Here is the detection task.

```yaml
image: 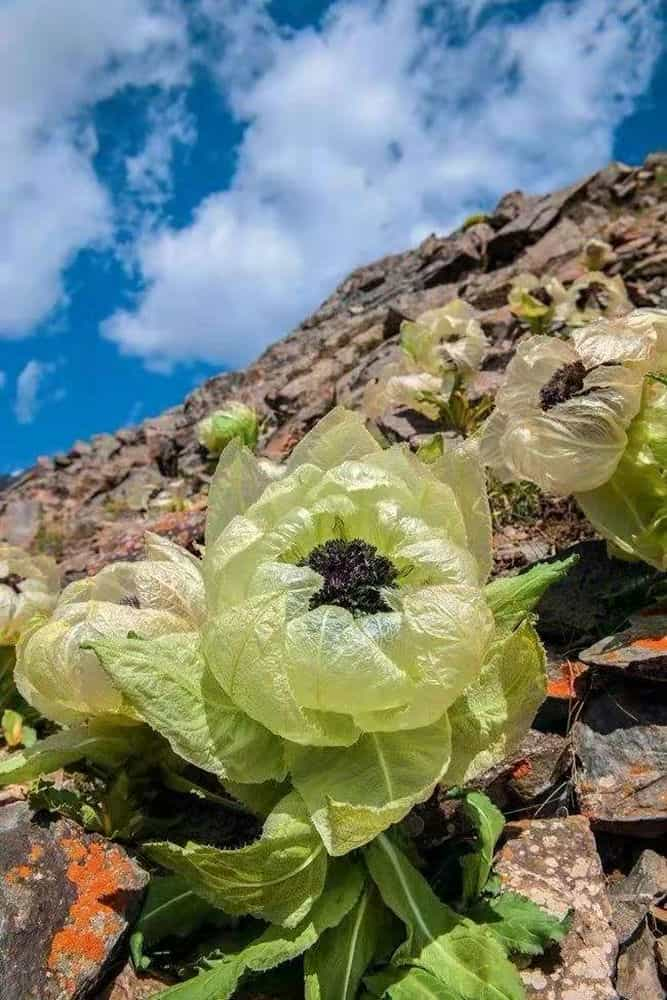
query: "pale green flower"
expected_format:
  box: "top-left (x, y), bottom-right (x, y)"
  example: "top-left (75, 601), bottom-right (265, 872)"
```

top-left (481, 310), bottom-right (666, 569)
top-left (86, 409), bottom-right (560, 857)
top-left (14, 533), bottom-right (204, 725)
top-left (197, 402), bottom-right (260, 455)
top-left (364, 300), bottom-right (486, 421)
top-left (0, 547), bottom-right (60, 646)
top-left (508, 273), bottom-right (568, 333)
top-left (400, 299), bottom-right (488, 376)
top-left (561, 271), bottom-right (630, 327)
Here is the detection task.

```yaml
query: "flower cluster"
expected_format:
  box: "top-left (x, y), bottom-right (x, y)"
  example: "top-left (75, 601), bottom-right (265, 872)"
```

top-left (508, 270), bottom-right (630, 333)
top-left (481, 308), bottom-right (667, 569)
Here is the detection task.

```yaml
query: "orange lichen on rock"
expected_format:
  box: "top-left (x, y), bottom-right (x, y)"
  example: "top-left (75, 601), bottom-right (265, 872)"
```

top-left (29, 844), bottom-right (44, 862)
top-left (511, 759), bottom-right (533, 781)
top-left (4, 863), bottom-right (33, 884)
top-left (548, 659), bottom-right (586, 700)
top-left (48, 835), bottom-right (138, 972)
top-left (633, 635), bottom-right (667, 652)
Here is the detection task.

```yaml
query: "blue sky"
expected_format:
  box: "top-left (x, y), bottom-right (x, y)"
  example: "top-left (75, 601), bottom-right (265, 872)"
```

top-left (1, 0), bottom-right (665, 474)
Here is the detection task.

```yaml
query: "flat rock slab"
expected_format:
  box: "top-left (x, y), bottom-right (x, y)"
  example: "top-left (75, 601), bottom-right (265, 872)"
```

top-left (0, 801), bottom-right (148, 1000)
top-left (496, 816), bottom-right (618, 999)
top-left (572, 677), bottom-right (667, 836)
top-left (579, 610), bottom-right (667, 682)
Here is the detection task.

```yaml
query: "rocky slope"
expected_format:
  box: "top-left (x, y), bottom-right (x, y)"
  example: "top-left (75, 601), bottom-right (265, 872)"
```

top-left (2, 152), bottom-right (666, 581)
top-left (1, 155), bottom-right (666, 999)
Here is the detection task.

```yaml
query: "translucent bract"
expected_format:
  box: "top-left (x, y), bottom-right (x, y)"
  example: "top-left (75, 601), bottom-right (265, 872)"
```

top-left (14, 533), bottom-right (204, 724)
top-left (0, 547), bottom-right (60, 645)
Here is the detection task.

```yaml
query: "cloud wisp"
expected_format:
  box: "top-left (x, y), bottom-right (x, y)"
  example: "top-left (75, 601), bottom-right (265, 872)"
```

top-left (14, 360), bottom-right (60, 425)
top-left (103, 0), bottom-right (663, 370)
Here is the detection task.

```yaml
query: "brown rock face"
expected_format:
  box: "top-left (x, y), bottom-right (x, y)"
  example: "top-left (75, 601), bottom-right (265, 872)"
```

top-left (1, 153), bottom-right (665, 581)
top-left (0, 802), bottom-right (148, 1000)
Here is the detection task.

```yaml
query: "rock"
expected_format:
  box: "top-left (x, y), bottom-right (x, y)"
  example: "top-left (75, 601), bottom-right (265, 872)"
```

top-left (609, 849), bottom-right (667, 945)
top-left (0, 498), bottom-right (42, 546)
top-left (487, 177), bottom-right (589, 263)
top-left (657, 935), bottom-right (667, 977)
top-left (98, 961), bottom-right (175, 999)
top-left (0, 801), bottom-right (148, 1000)
top-left (615, 923), bottom-right (663, 1000)
top-left (534, 540), bottom-right (663, 651)
top-left (579, 610), bottom-right (667, 683)
top-left (475, 730), bottom-right (570, 815)
top-left (495, 816), bottom-right (618, 999)
top-left (572, 676), bottom-right (667, 837)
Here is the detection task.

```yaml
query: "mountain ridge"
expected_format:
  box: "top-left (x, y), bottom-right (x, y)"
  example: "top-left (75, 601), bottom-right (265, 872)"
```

top-left (1, 152), bottom-right (665, 580)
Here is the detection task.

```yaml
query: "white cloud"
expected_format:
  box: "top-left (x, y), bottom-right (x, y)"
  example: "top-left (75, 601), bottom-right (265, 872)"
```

top-left (0, 0), bottom-right (192, 339)
top-left (103, 0), bottom-right (663, 370)
top-left (14, 360), bottom-right (58, 424)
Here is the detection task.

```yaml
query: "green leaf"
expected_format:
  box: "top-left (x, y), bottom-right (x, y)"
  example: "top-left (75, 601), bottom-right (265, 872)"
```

top-left (305, 886), bottom-right (392, 1000)
top-left (130, 874), bottom-right (226, 969)
top-left (0, 645), bottom-right (16, 713)
top-left (444, 620), bottom-right (546, 788)
top-left (468, 892), bottom-right (571, 957)
top-left (28, 779), bottom-right (104, 831)
top-left (365, 965), bottom-right (451, 998)
top-left (289, 713), bottom-right (452, 856)
top-left (484, 556), bottom-right (578, 631)
top-left (87, 633), bottom-right (286, 785)
top-left (365, 834), bottom-right (525, 1000)
top-left (459, 792), bottom-right (505, 906)
top-left (155, 861), bottom-right (364, 1000)
top-left (146, 791), bottom-right (328, 928)
top-left (0, 721), bottom-right (150, 787)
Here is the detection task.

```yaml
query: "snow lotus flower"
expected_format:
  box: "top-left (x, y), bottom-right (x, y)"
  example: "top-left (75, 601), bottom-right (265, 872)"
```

top-left (364, 300), bottom-right (487, 421)
top-left (0, 547), bottom-right (60, 646)
top-left (84, 408), bottom-right (563, 856)
top-left (14, 533), bottom-right (205, 725)
top-left (481, 310), bottom-right (667, 569)
top-left (508, 272), bottom-right (569, 332)
top-left (197, 402), bottom-right (260, 455)
top-left (562, 271), bottom-right (630, 327)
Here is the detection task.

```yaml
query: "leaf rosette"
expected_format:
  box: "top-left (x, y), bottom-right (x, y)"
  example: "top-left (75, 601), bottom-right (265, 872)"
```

top-left (85, 408), bottom-right (560, 860)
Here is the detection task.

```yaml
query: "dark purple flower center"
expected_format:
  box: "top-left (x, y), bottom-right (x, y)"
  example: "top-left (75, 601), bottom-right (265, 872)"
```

top-left (302, 538), bottom-right (398, 616)
top-left (539, 361), bottom-right (588, 410)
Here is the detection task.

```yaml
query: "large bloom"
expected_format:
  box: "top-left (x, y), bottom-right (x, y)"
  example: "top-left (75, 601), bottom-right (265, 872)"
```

top-left (15, 533), bottom-right (204, 725)
top-left (84, 408), bottom-right (555, 857)
top-left (0, 547), bottom-right (60, 646)
top-left (481, 310), bottom-right (666, 568)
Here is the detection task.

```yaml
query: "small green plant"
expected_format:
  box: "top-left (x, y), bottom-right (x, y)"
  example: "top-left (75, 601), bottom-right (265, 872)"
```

top-left (197, 403), bottom-right (260, 456)
top-left (462, 212), bottom-right (490, 230)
